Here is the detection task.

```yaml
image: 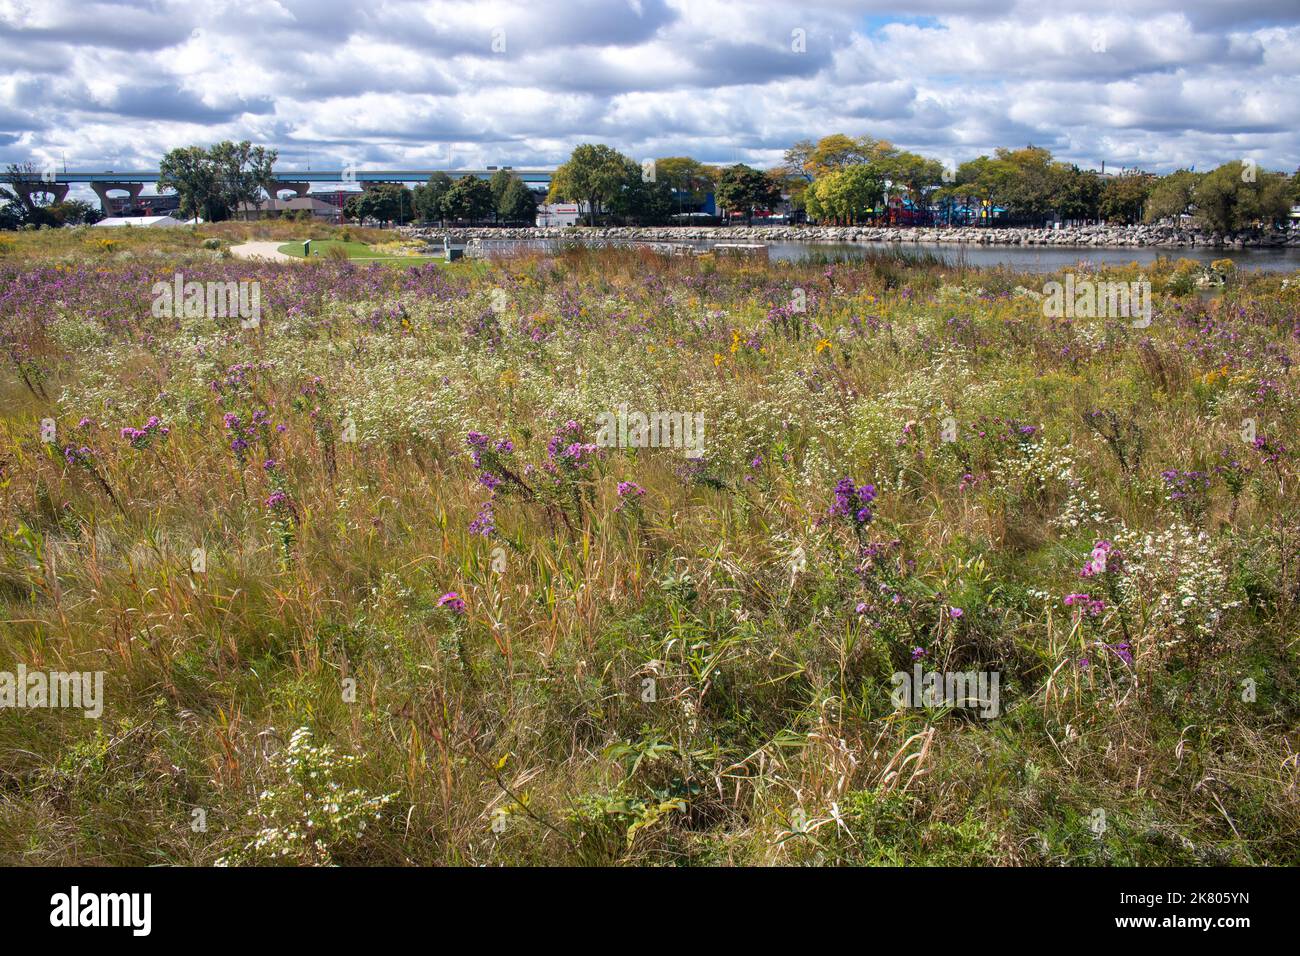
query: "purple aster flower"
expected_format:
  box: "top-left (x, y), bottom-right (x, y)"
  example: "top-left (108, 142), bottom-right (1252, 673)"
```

top-left (1106, 642), bottom-right (1133, 666)
top-left (468, 501), bottom-right (495, 536)
top-left (437, 592), bottom-right (466, 614)
top-left (829, 477), bottom-right (876, 527)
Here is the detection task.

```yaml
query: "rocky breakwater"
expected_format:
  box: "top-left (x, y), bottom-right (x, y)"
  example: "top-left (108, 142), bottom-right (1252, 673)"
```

top-left (404, 223), bottom-right (1300, 249)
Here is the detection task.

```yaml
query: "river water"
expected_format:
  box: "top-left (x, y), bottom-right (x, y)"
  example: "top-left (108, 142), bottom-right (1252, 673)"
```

top-left (471, 238), bottom-right (1300, 273)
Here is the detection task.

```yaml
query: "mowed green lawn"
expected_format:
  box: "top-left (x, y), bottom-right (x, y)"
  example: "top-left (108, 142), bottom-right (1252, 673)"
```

top-left (277, 238), bottom-right (443, 266)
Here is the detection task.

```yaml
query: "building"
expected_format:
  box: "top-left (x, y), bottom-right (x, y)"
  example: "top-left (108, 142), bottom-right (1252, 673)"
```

top-left (537, 203), bottom-right (580, 226)
top-left (239, 196), bottom-right (342, 222)
top-left (92, 215), bottom-right (186, 228)
top-left (107, 193), bottom-right (182, 217)
top-left (310, 190), bottom-right (361, 220)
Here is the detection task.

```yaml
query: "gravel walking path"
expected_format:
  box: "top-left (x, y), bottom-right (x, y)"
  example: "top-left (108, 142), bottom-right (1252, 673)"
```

top-left (229, 241), bottom-right (294, 261)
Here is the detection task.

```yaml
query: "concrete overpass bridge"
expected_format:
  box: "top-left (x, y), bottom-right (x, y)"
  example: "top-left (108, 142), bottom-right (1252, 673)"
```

top-left (27, 168), bottom-right (555, 212)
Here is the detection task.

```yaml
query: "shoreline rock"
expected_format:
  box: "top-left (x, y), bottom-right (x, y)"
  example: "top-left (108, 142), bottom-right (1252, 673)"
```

top-left (403, 223), bottom-right (1300, 249)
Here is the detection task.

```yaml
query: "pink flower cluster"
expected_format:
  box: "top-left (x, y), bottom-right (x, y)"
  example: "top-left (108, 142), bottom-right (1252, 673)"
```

top-left (1064, 593), bottom-right (1106, 618)
top-left (120, 415), bottom-right (167, 450)
top-left (1078, 540), bottom-right (1121, 579)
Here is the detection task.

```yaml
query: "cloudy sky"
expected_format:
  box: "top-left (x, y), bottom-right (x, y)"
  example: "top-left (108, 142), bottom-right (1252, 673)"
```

top-left (2, 0), bottom-right (1298, 189)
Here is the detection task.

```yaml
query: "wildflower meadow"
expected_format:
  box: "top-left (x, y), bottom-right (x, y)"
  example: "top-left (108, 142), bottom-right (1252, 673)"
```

top-left (1, 226), bottom-right (1297, 866)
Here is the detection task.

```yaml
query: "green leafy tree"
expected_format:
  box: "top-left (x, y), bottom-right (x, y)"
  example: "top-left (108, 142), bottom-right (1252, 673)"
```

top-left (442, 175), bottom-right (494, 221)
top-left (803, 134), bottom-right (896, 178)
top-left (879, 150), bottom-right (945, 211)
top-left (1143, 170), bottom-right (1201, 223)
top-left (809, 133), bottom-right (868, 174)
top-left (953, 156), bottom-right (1003, 201)
top-left (48, 199), bottom-right (104, 226)
top-left (934, 146), bottom-right (1068, 221)
top-left (609, 176), bottom-right (673, 224)
top-left (209, 140), bottom-right (277, 220)
top-left (806, 164), bottom-right (884, 224)
top-left (1099, 173), bottom-right (1153, 224)
top-left (497, 176), bottom-right (538, 223)
top-left (412, 172), bottom-right (453, 223)
top-left (1191, 161), bottom-right (1292, 235)
top-left (1054, 166), bottom-right (1103, 221)
top-left (547, 144), bottom-right (638, 225)
top-left (158, 141), bottom-right (277, 222)
top-left (993, 146), bottom-right (1060, 218)
top-left (933, 155), bottom-right (1007, 221)
top-left (714, 164), bottom-right (781, 223)
top-left (345, 183), bottom-right (414, 224)
top-left (488, 169), bottom-right (513, 223)
top-left (158, 146), bottom-right (221, 221)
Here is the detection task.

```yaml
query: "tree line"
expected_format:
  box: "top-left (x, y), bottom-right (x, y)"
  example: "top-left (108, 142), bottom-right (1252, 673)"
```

top-left (4, 136), bottom-right (1298, 233)
top-left (344, 169), bottom-right (538, 226)
top-left (544, 145), bottom-right (782, 225)
top-left (784, 135), bottom-right (1297, 234)
top-left (541, 135), bottom-right (1297, 234)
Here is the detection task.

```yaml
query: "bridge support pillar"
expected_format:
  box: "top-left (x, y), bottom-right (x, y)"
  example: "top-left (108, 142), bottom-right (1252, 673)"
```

top-left (268, 181), bottom-right (310, 199)
top-left (90, 182), bottom-right (143, 214)
top-left (14, 181), bottom-right (69, 205)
